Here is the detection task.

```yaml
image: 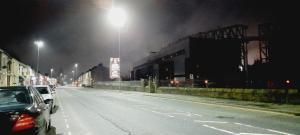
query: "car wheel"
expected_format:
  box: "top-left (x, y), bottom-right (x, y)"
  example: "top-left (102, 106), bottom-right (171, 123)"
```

top-left (47, 119), bottom-right (51, 132)
top-left (50, 102), bottom-right (53, 114)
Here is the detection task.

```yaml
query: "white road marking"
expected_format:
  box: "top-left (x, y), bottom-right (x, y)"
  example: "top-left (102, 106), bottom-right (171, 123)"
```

top-left (192, 113), bottom-right (203, 117)
top-left (172, 112), bottom-right (191, 117)
top-left (141, 107), bottom-right (175, 118)
top-left (267, 129), bottom-right (294, 135)
top-left (234, 123), bottom-right (255, 128)
top-left (64, 119), bottom-right (68, 122)
top-left (238, 133), bottom-right (275, 135)
top-left (66, 124), bottom-right (69, 128)
top-left (147, 95), bottom-right (295, 117)
top-left (68, 131), bottom-right (72, 135)
top-left (234, 122), bottom-right (294, 135)
top-left (151, 110), bottom-right (175, 118)
top-left (194, 120), bottom-right (228, 124)
top-left (203, 124), bottom-right (235, 135)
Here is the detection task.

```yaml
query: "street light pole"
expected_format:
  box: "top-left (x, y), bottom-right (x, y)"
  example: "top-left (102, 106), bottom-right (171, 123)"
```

top-left (74, 63), bottom-right (78, 80)
top-left (118, 27), bottom-right (121, 89)
top-left (72, 70), bottom-right (75, 82)
top-left (108, 7), bottom-right (127, 90)
top-left (37, 46), bottom-right (40, 76)
top-left (50, 68), bottom-right (54, 78)
top-left (34, 40), bottom-right (44, 85)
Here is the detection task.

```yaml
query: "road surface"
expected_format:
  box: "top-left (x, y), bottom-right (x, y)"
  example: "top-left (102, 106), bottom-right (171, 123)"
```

top-left (48, 86), bottom-right (300, 135)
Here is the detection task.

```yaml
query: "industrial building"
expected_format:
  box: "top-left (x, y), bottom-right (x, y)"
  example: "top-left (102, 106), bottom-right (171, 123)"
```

top-left (132, 24), bottom-right (298, 88)
top-left (133, 25), bottom-right (246, 87)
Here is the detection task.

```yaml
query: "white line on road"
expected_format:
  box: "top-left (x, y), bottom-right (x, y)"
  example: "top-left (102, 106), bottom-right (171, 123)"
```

top-left (203, 124), bottom-right (235, 134)
top-left (237, 133), bottom-right (275, 135)
top-left (151, 110), bottom-right (175, 118)
top-left (64, 119), bottom-right (68, 122)
top-left (234, 122), bottom-right (294, 135)
top-left (66, 124), bottom-right (69, 129)
top-left (234, 123), bottom-right (255, 128)
top-left (195, 120), bottom-right (228, 124)
top-left (68, 131), bottom-right (72, 135)
top-left (267, 129), bottom-right (294, 135)
top-left (192, 113), bottom-right (203, 117)
top-left (147, 95), bottom-right (295, 117)
top-left (141, 107), bottom-right (175, 118)
top-left (170, 112), bottom-right (193, 117)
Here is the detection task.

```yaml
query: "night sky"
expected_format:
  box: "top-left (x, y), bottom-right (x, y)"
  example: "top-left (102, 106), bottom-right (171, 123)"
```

top-left (0, 0), bottom-right (294, 78)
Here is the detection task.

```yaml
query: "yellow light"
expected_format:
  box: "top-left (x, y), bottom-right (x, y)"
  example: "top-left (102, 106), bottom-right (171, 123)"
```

top-left (204, 80), bottom-right (208, 84)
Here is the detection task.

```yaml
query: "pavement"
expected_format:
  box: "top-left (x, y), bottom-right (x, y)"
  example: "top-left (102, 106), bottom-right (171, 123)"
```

top-left (48, 86), bottom-right (300, 135)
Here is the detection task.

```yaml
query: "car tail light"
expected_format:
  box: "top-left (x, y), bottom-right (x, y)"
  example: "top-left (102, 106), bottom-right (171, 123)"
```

top-left (12, 114), bottom-right (35, 132)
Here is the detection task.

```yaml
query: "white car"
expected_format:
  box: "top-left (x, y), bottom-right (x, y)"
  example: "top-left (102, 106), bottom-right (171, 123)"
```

top-left (34, 85), bottom-right (57, 114)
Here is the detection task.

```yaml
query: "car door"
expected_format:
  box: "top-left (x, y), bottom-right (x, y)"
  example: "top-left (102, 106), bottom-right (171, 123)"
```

top-left (48, 86), bottom-right (57, 107)
top-left (30, 87), bottom-right (50, 131)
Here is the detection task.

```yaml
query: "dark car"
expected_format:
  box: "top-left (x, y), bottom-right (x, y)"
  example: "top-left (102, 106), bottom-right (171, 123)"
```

top-left (0, 86), bottom-right (51, 135)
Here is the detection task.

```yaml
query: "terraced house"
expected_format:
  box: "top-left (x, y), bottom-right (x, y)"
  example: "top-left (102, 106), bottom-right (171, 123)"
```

top-left (0, 48), bottom-right (36, 86)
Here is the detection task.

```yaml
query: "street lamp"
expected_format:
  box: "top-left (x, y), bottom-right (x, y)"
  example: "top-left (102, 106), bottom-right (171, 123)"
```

top-left (34, 40), bottom-right (44, 84)
top-left (72, 70), bottom-right (75, 81)
top-left (108, 7), bottom-right (127, 89)
top-left (50, 68), bottom-right (54, 78)
top-left (74, 63), bottom-right (78, 80)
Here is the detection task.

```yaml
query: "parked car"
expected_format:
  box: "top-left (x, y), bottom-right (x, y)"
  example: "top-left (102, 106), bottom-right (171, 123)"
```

top-left (48, 85), bottom-right (56, 91)
top-left (0, 86), bottom-right (51, 135)
top-left (33, 85), bottom-right (56, 114)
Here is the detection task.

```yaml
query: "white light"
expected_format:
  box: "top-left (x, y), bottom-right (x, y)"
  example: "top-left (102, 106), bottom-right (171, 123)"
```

top-left (51, 68), bottom-right (54, 72)
top-left (75, 63), bottom-right (78, 68)
top-left (108, 7), bottom-right (127, 28)
top-left (34, 41), bottom-right (44, 48)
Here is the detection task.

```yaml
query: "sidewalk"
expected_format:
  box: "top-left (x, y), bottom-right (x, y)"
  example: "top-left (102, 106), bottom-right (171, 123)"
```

top-left (143, 92), bottom-right (300, 116)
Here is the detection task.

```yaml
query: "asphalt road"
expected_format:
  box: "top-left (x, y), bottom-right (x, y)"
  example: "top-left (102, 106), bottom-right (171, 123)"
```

top-left (48, 86), bottom-right (300, 135)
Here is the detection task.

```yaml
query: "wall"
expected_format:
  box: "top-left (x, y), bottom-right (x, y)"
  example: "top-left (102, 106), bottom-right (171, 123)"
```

top-left (93, 81), bottom-right (300, 104)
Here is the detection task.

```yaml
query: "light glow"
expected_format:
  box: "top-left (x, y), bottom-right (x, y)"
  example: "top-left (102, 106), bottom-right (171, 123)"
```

top-left (108, 7), bottom-right (127, 28)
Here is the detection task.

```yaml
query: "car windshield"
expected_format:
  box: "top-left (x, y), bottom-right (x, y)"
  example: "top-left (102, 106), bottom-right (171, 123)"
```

top-left (35, 87), bottom-right (49, 94)
top-left (0, 87), bottom-right (31, 106)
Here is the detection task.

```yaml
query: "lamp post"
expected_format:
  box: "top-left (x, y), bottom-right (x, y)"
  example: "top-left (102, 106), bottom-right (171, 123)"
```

top-left (50, 68), bottom-right (54, 78)
top-left (34, 40), bottom-right (44, 85)
top-left (72, 70), bottom-right (75, 84)
top-left (74, 63), bottom-right (78, 80)
top-left (108, 7), bottom-right (127, 89)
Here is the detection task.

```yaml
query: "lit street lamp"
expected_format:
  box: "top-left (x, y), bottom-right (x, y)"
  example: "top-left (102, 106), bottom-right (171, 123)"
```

top-left (74, 63), bottom-right (78, 80)
top-left (50, 68), bottom-right (54, 78)
top-left (34, 40), bottom-right (44, 84)
top-left (108, 7), bottom-right (127, 89)
top-left (72, 70), bottom-right (75, 81)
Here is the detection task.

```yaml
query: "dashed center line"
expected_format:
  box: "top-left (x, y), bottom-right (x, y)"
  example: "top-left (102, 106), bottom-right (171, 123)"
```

top-left (234, 123), bottom-right (255, 128)
top-left (203, 124), bottom-right (236, 134)
top-left (68, 131), bottom-right (72, 135)
top-left (194, 120), bottom-right (228, 124)
top-left (66, 124), bottom-right (69, 129)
